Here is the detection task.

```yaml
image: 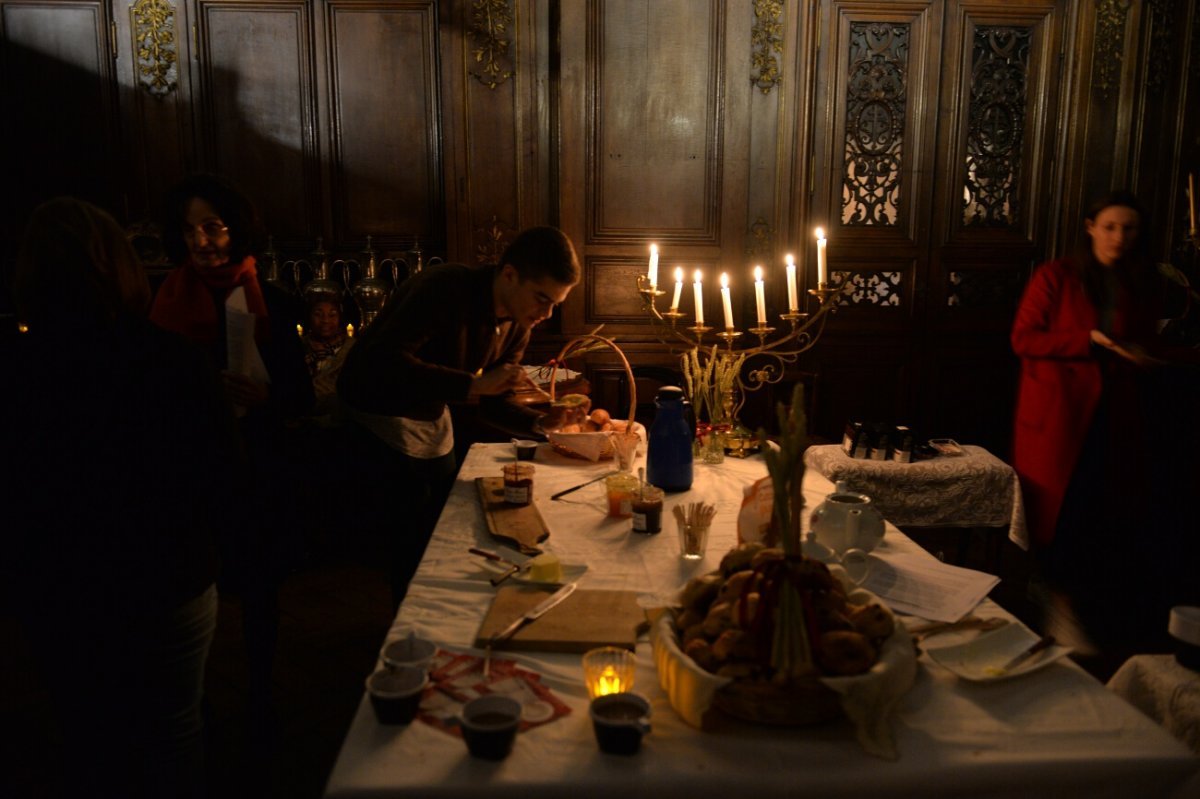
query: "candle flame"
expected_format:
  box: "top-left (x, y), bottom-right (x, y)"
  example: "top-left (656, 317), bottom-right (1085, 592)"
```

top-left (596, 665), bottom-right (623, 696)
top-left (754, 265), bottom-right (764, 281)
top-left (815, 227), bottom-right (825, 240)
top-left (674, 266), bottom-right (684, 282)
top-left (346, 323), bottom-right (355, 337)
top-left (650, 243), bottom-right (658, 255)
top-left (296, 323), bottom-right (304, 337)
top-left (786, 253), bottom-right (795, 266)
top-left (720, 272), bottom-right (729, 288)
top-left (693, 269), bottom-right (703, 284)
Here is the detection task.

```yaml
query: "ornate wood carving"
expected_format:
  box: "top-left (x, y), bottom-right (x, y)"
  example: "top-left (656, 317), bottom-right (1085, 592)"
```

top-left (131, 0), bottom-right (177, 97)
top-left (841, 21), bottom-right (909, 227)
top-left (963, 26), bottom-right (1031, 228)
top-left (475, 215), bottom-right (515, 264)
top-left (747, 216), bottom-right (774, 257)
top-left (468, 0), bottom-right (514, 89)
top-left (829, 270), bottom-right (902, 306)
top-left (750, 0), bottom-right (783, 94)
top-left (1093, 0), bottom-right (1131, 99)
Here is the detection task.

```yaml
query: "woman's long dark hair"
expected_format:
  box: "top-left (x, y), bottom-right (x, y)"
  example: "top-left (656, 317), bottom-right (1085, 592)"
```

top-left (1074, 190), bottom-right (1159, 312)
top-left (160, 173), bottom-right (264, 266)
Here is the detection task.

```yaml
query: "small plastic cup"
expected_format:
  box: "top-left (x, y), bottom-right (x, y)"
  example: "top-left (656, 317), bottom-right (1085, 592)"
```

top-left (366, 666), bottom-right (427, 725)
top-left (460, 695), bottom-right (521, 760)
top-left (582, 646), bottom-right (636, 698)
top-left (590, 692), bottom-right (651, 755)
top-left (380, 633), bottom-right (437, 672)
top-left (513, 439), bottom-right (538, 461)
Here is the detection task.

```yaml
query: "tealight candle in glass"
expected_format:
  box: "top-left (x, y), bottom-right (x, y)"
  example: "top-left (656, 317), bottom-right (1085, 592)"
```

top-left (582, 646), bottom-right (636, 698)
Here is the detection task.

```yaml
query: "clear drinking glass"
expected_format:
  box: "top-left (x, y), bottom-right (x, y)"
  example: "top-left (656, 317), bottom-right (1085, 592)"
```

top-left (677, 519), bottom-right (710, 560)
top-left (611, 430), bottom-right (639, 472)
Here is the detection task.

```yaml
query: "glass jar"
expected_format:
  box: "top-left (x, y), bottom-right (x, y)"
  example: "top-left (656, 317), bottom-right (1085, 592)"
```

top-left (604, 472), bottom-right (640, 518)
top-left (502, 463), bottom-right (535, 505)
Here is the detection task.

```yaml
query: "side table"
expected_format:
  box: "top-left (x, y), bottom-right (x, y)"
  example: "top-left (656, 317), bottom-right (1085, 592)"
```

top-left (1108, 654), bottom-right (1200, 755)
top-left (803, 444), bottom-right (1029, 567)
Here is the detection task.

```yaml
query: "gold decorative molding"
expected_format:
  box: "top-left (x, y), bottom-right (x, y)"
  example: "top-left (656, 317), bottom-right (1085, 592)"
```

top-left (746, 216), bottom-right (774, 257)
top-left (131, 0), bottom-right (178, 98)
top-left (476, 215), bottom-right (515, 264)
top-left (468, 0), bottom-right (515, 90)
top-left (1093, 0), bottom-right (1131, 99)
top-left (750, 0), bottom-right (784, 95)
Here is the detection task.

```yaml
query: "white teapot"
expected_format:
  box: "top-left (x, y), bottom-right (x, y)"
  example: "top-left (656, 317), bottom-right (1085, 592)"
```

top-left (809, 481), bottom-right (886, 556)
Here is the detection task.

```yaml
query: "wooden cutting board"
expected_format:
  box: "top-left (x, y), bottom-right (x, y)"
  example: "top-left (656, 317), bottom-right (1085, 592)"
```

top-left (475, 477), bottom-right (549, 555)
top-left (474, 585), bottom-right (646, 653)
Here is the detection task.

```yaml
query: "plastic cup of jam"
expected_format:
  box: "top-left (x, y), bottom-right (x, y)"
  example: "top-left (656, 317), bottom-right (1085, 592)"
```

top-left (631, 485), bottom-right (664, 534)
top-left (589, 692), bottom-right (651, 755)
top-left (604, 472), bottom-right (639, 518)
top-left (502, 463), bottom-right (535, 505)
top-left (366, 666), bottom-right (427, 725)
top-left (460, 695), bottom-right (521, 760)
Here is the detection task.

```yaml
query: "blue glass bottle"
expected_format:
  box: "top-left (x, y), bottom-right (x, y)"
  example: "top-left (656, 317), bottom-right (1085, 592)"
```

top-left (646, 386), bottom-right (694, 492)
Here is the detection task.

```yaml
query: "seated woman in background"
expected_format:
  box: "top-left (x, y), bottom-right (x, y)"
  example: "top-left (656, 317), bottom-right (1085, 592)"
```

top-left (149, 173), bottom-right (313, 720)
top-left (3, 197), bottom-right (242, 798)
top-left (303, 296), bottom-right (355, 418)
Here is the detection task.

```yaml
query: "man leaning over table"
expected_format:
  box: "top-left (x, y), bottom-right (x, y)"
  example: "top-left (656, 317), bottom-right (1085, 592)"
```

top-left (337, 226), bottom-right (581, 607)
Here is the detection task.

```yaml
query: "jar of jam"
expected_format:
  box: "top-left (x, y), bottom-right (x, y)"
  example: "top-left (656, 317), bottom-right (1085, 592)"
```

top-left (502, 463), bottom-right (535, 505)
top-left (604, 472), bottom-right (639, 518)
top-left (631, 485), bottom-right (664, 534)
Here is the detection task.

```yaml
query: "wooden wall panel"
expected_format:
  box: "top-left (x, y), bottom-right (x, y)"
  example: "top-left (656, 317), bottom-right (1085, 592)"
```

top-left (589, 0), bottom-right (723, 244)
top-left (321, 0), bottom-right (440, 249)
top-left (1, 0), bottom-right (122, 238)
top-left (194, 0), bottom-right (319, 241)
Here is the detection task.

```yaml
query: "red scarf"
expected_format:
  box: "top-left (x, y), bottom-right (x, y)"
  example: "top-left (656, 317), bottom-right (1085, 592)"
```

top-left (150, 256), bottom-right (270, 346)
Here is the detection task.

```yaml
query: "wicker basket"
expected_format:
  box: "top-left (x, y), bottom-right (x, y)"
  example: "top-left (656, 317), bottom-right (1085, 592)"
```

top-left (544, 334), bottom-right (636, 460)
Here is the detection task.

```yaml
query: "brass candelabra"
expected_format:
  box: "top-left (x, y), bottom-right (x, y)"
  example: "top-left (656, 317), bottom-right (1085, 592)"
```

top-left (636, 274), bottom-right (842, 438)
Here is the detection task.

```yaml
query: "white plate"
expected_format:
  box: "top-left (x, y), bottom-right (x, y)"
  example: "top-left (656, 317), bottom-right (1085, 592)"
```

top-left (475, 558), bottom-right (587, 586)
top-left (924, 622), bottom-right (1072, 682)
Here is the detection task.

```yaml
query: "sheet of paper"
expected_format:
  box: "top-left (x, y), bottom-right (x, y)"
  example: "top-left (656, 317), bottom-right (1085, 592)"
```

top-left (862, 551), bottom-right (999, 623)
top-left (225, 287), bottom-right (270, 417)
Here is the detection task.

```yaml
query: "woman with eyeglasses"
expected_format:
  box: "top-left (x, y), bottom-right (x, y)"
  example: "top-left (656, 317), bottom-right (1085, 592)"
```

top-left (150, 173), bottom-right (313, 728)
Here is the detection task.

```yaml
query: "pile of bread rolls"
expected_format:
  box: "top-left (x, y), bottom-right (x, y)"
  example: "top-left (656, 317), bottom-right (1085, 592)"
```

top-left (674, 542), bottom-right (894, 679)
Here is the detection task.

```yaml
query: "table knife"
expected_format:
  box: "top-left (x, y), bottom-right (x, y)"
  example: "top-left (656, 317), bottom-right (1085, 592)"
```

top-left (551, 471), bottom-right (618, 501)
top-left (999, 634), bottom-right (1055, 673)
top-left (489, 582), bottom-right (577, 645)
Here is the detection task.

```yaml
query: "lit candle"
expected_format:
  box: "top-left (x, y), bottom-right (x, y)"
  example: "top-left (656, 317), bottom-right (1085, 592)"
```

top-left (647, 243), bottom-right (659, 289)
top-left (670, 266), bottom-right (684, 311)
top-left (720, 272), bottom-right (734, 330)
top-left (598, 665), bottom-right (622, 695)
top-left (785, 253), bottom-right (798, 311)
top-left (815, 227), bottom-right (828, 286)
top-left (296, 323), bottom-right (304, 337)
top-left (754, 266), bottom-right (767, 325)
top-left (346, 323), bottom-right (355, 338)
top-left (1189, 173), bottom-right (1197, 235)
top-left (693, 269), bottom-right (705, 325)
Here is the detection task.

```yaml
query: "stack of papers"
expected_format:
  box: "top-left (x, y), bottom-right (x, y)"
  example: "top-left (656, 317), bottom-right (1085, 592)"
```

top-left (862, 552), bottom-right (999, 623)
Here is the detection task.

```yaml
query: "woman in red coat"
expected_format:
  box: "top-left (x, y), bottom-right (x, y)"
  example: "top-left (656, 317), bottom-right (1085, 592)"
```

top-left (1011, 191), bottom-right (1174, 658)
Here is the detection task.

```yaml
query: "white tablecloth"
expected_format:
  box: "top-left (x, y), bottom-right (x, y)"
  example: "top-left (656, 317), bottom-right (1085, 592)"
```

top-left (324, 444), bottom-right (1198, 798)
top-left (805, 444), bottom-right (1030, 548)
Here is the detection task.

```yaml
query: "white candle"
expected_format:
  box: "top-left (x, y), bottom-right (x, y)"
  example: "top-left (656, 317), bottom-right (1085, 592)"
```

top-left (754, 266), bottom-right (767, 325)
top-left (670, 266), bottom-right (684, 311)
top-left (1189, 173), bottom-right (1197, 234)
top-left (720, 273), bottom-right (734, 330)
top-left (815, 228), bottom-right (828, 286)
top-left (693, 270), bottom-right (705, 325)
top-left (647, 243), bottom-right (659, 288)
top-left (785, 253), bottom-right (798, 311)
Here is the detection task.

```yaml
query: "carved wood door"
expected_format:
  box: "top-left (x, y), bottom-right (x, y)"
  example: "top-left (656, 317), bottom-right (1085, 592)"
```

top-left (807, 0), bottom-right (1068, 453)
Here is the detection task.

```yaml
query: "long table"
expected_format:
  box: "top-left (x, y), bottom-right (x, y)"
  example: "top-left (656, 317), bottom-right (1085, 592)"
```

top-left (325, 443), bottom-right (1199, 798)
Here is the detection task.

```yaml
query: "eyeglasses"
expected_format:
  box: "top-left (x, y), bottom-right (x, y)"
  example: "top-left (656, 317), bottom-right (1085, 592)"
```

top-left (182, 221), bottom-right (230, 241)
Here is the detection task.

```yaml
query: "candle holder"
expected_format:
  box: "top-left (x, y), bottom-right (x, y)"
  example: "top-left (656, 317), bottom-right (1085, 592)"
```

top-left (637, 268), bottom-right (839, 430)
top-left (582, 646), bottom-right (636, 698)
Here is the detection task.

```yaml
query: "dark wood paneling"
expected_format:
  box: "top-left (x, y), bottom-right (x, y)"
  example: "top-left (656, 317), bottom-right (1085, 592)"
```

top-left (321, 0), bottom-right (440, 249)
top-left (194, 0), bottom-right (320, 241)
top-left (1, 0), bottom-right (122, 235)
